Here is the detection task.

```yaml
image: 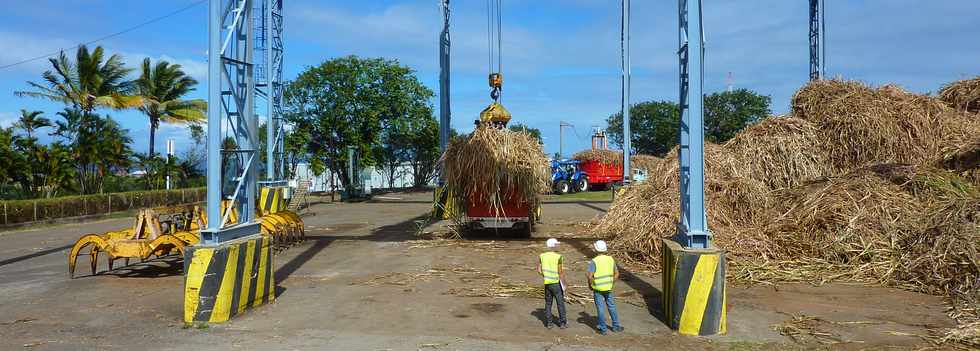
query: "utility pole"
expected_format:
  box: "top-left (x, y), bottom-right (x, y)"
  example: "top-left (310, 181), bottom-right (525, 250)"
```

top-left (166, 139), bottom-right (175, 190)
top-left (621, 0), bottom-right (632, 184)
top-left (558, 121), bottom-right (572, 159)
top-left (438, 0), bottom-right (451, 177)
top-left (809, 0), bottom-right (823, 80)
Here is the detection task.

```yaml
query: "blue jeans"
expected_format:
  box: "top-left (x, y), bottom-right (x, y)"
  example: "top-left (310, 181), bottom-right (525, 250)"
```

top-left (593, 290), bottom-right (620, 331)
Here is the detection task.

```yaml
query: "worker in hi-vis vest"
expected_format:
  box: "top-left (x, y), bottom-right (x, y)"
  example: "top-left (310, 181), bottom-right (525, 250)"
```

top-left (537, 238), bottom-right (567, 329)
top-left (587, 240), bottom-right (624, 335)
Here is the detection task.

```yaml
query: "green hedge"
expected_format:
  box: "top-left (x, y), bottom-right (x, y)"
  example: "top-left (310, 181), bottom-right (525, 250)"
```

top-left (0, 188), bottom-right (206, 225)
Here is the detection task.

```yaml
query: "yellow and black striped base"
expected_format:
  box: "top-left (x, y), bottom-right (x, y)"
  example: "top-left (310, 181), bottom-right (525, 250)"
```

top-left (184, 234), bottom-right (275, 323)
top-left (259, 186), bottom-right (286, 216)
top-left (432, 186), bottom-right (457, 220)
top-left (661, 238), bottom-right (727, 336)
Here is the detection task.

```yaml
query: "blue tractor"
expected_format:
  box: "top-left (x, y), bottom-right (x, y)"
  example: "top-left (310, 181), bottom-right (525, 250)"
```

top-left (551, 159), bottom-right (588, 195)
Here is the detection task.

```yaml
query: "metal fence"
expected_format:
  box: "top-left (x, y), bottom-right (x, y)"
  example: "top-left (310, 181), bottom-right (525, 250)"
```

top-left (0, 188), bottom-right (206, 226)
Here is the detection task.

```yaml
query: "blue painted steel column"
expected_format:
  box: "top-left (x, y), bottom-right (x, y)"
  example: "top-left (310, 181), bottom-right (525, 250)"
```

top-left (438, 0), bottom-right (451, 178)
top-left (265, 0), bottom-right (275, 179)
top-left (621, 0), bottom-right (631, 183)
top-left (677, 0), bottom-right (710, 249)
top-left (206, 0), bottom-right (222, 231)
top-left (243, 4), bottom-right (257, 223)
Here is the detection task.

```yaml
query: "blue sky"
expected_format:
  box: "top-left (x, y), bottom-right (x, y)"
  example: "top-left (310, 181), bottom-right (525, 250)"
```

top-left (1, 0), bottom-right (978, 158)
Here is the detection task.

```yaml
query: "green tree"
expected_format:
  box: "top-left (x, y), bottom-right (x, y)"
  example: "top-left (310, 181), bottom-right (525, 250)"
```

top-left (51, 108), bottom-right (132, 194)
top-left (606, 89), bottom-right (771, 156)
top-left (39, 142), bottom-right (79, 197)
top-left (182, 123), bottom-right (206, 170)
top-left (283, 127), bottom-right (310, 180)
top-left (284, 56), bottom-right (433, 192)
top-left (0, 127), bottom-right (24, 197)
top-left (10, 110), bottom-right (51, 197)
top-left (15, 45), bottom-right (135, 113)
top-left (408, 116), bottom-right (440, 187)
top-left (133, 153), bottom-right (168, 190)
top-left (703, 89), bottom-right (771, 143)
top-left (134, 58), bottom-right (206, 156)
top-left (606, 101), bottom-right (681, 157)
top-left (14, 109), bottom-right (51, 142)
top-left (508, 123), bottom-right (543, 144)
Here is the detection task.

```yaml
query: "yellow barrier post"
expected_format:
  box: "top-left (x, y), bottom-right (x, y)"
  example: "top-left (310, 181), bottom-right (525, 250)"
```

top-left (184, 234), bottom-right (275, 323)
top-left (433, 186), bottom-right (456, 219)
top-left (259, 186), bottom-right (286, 216)
top-left (661, 238), bottom-right (727, 336)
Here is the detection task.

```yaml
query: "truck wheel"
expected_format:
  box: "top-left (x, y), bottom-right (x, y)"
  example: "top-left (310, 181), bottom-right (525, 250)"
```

top-left (520, 221), bottom-right (533, 238)
top-left (556, 180), bottom-right (570, 195)
top-left (575, 177), bottom-right (589, 192)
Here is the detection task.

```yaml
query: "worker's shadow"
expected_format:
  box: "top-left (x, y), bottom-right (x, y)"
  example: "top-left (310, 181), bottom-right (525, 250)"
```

top-left (576, 311), bottom-right (601, 332)
top-left (530, 308), bottom-right (549, 327)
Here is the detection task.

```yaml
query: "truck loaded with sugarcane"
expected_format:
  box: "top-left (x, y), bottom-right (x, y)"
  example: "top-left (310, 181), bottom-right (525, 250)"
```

top-left (438, 72), bottom-right (548, 237)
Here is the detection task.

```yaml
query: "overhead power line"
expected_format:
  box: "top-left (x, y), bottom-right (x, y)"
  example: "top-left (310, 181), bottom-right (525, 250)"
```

top-left (0, 0), bottom-right (207, 71)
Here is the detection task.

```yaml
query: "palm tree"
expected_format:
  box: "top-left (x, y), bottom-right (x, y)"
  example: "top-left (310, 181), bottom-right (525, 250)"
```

top-left (134, 58), bottom-right (206, 156)
top-left (12, 110), bottom-right (50, 197)
top-left (14, 109), bottom-right (51, 141)
top-left (15, 45), bottom-right (135, 113)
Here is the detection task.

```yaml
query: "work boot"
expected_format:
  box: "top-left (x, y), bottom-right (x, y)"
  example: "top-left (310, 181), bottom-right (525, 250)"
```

top-left (611, 326), bottom-right (624, 332)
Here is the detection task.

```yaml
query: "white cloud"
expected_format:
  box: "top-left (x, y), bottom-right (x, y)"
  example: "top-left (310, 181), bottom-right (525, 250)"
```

top-left (120, 52), bottom-right (209, 83)
top-left (0, 111), bottom-right (16, 128)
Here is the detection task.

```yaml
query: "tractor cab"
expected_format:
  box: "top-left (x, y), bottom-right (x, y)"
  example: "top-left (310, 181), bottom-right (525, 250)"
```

top-left (550, 159), bottom-right (587, 194)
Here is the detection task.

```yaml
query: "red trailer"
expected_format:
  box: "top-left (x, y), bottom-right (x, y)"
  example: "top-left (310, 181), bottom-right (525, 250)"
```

top-left (464, 187), bottom-right (535, 236)
top-left (578, 160), bottom-right (624, 190)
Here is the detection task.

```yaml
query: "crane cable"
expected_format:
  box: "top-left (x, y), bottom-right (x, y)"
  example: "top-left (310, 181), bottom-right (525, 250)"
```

top-left (486, 0), bottom-right (502, 101)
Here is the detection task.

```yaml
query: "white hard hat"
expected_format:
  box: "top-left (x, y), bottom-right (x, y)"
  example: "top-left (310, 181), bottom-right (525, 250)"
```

top-left (546, 238), bottom-right (559, 248)
top-left (594, 240), bottom-right (608, 252)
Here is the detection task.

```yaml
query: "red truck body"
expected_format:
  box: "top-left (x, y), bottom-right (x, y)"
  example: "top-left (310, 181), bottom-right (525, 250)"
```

top-left (579, 160), bottom-right (624, 186)
top-left (465, 187), bottom-right (533, 232)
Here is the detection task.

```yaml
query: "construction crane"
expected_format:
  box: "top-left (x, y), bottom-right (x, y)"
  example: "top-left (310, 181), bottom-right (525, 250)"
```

top-left (809, 0), bottom-right (825, 80)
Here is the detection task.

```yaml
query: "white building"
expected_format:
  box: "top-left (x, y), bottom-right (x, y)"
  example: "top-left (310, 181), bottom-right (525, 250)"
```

top-left (292, 162), bottom-right (434, 193)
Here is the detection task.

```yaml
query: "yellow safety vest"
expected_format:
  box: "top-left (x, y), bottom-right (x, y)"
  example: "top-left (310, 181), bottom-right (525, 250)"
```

top-left (540, 252), bottom-right (562, 285)
top-left (591, 255), bottom-right (615, 292)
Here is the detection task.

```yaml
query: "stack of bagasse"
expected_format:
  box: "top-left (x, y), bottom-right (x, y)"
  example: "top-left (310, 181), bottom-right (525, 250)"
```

top-left (592, 78), bottom-right (980, 346)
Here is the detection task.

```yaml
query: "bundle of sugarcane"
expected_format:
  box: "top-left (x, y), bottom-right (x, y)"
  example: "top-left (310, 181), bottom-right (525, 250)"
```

top-left (441, 126), bottom-right (550, 219)
top-left (939, 76), bottom-right (980, 113)
top-left (572, 149), bottom-right (623, 165)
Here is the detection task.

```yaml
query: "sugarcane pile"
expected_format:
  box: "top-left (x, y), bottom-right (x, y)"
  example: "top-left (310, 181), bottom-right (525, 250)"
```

top-left (629, 154), bottom-right (662, 172)
top-left (939, 76), bottom-right (980, 114)
top-left (441, 125), bottom-right (550, 219)
top-left (593, 78), bottom-right (980, 344)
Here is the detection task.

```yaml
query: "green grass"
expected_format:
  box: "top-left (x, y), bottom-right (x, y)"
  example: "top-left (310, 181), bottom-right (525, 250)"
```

top-left (543, 190), bottom-right (613, 202)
